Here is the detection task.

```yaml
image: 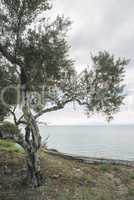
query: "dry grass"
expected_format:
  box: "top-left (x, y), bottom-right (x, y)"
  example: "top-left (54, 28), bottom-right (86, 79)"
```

top-left (0, 147), bottom-right (134, 200)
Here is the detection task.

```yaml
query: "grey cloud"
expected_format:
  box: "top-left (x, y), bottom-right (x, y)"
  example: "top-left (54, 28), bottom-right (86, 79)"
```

top-left (71, 1), bottom-right (134, 54)
top-left (52, 0), bottom-right (134, 77)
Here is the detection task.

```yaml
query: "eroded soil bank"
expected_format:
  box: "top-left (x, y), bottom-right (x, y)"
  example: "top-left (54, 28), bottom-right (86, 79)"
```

top-left (0, 148), bottom-right (134, 200)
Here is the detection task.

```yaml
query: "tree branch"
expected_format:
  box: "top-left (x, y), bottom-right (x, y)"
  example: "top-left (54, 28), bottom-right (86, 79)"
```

top-left (17, 114), bottom-right (24, 123)
top-left (75, 99), bottom-right (89, 107)
top-left (34, 96), bottom-right (91, 120)
top-left (9, 109), bottom-right (18, 125)
top-left (34, 99), bottom-right (73, 119)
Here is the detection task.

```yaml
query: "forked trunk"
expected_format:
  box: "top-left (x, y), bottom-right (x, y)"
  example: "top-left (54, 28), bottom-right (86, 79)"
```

top-left (21, 80), bottom-right (42, 187)
top-left (23, 112), bottom-right (42, 187)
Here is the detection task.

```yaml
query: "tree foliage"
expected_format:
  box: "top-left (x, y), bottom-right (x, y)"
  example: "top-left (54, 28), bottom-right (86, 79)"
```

top-left (79, 51), bottom-right (128, 120)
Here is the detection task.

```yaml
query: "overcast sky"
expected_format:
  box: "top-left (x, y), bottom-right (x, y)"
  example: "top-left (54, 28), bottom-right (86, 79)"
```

top-left (40, 0), bottom-right (134, 125)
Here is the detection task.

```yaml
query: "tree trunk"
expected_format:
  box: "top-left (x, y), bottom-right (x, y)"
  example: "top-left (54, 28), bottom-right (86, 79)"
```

top-left (24, 125), bottom-right (42, 187)
top-left (21, 79), bottom-right (42, 187)
top-left (26, 147), bottom-right (41, 187)
top-left (22, 110), bottom-right (42, 187)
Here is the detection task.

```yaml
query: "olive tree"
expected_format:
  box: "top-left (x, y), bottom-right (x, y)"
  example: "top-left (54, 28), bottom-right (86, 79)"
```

top-left (0, 0), bottom-right (129, 187)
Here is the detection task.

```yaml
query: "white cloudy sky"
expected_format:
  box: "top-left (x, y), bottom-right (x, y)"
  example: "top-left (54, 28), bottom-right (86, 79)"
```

top-left (40, 0), bottom-right (134, 125)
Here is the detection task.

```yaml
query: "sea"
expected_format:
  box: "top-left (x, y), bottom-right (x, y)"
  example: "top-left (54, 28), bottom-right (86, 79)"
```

top-left (39, 125), bottom-right (134, 161)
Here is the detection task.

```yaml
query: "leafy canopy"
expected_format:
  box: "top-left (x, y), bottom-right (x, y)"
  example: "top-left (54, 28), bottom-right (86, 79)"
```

top-left (0, 0), bottom-right (129, 122)
top-left (81, 51), bottom-right (129, 120)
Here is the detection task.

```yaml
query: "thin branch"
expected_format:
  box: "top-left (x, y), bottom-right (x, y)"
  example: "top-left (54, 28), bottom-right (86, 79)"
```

top-left (17, 115), bottom-right (27, 125)
top-left (17, 120), bottom-right (27, 125)
top-left (13, 106), bottom-right (17, 113)
top-left (9, 109), bottom-right (17, 125)
top-left (9, 108), bottom-right (26, 126)
top-left (17, 114), bottom-right (24, 123)
top-left (75, 99), bottom-right (89, 107)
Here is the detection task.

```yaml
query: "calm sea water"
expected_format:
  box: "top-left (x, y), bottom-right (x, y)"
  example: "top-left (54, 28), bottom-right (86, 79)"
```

top-left (39, 125), bottom-right (134, 161)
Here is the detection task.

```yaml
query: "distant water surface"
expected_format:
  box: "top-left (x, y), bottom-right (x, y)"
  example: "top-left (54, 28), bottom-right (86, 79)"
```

top-left (39, 125), bottom-right (134, 161)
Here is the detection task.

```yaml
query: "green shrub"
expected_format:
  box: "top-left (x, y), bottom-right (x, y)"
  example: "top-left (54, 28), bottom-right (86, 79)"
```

top-left (128, 172), bottom-right (134, 180)
top-left (128, 187), bottom-right (134, 196)
top-left (0, 140), bottom-right (23, 153)
top-left (99, 164), bottom-right (110, 172)
top-left (0, 121), bottom-right (20, 135)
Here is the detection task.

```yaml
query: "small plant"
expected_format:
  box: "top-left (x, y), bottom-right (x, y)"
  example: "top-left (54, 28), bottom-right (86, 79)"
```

top-left (81, 175), bottom-right (95, 186)
top-left (112, 166), bottom-right (120, 172)
top-left (128, 172), bottom-right (134, 180)
top-left (128, 187), bottom-right (134, 196)
top-left (99, 164), bottom-right (110, 172)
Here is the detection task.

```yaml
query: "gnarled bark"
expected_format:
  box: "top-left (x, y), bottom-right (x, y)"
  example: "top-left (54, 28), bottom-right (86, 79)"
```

top-left (23, 115), bottom-right (42, 187)
top-left (19, 63), bottom-right (42, 187)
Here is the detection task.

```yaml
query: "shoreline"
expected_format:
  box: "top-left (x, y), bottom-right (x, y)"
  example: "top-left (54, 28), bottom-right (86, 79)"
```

top-left (45, 149), bottom-right (134, 167)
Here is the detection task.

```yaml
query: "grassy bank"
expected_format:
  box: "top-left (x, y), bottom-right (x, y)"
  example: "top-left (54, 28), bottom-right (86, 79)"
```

top-left (0, 141), bottom-right (134, 200)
